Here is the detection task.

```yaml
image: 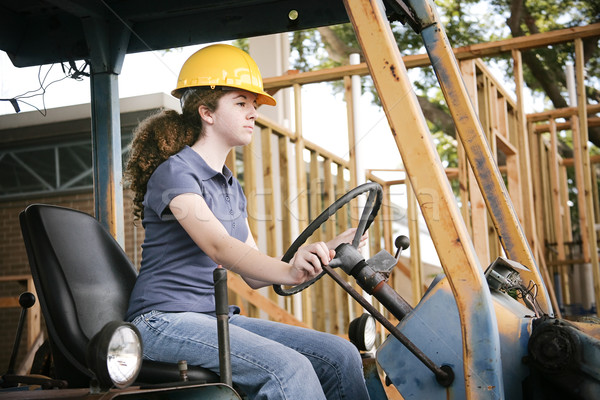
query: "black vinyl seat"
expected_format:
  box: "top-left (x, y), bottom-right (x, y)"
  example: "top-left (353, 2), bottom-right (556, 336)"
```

top-left (19, 204), bottom-right (219, 388)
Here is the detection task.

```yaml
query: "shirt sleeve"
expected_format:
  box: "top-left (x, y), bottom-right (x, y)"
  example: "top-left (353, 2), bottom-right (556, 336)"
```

top-left (145, 159), bottom-right (204, 220)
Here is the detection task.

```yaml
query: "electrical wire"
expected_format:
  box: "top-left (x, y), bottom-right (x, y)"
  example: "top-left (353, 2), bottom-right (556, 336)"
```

top-left (0, 60), bottom-right (89, 116)
top-left (517, 280), bottom-right (543, 317)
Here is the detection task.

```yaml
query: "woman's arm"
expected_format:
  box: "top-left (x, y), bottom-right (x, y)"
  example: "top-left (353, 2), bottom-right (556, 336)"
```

top-left (240, 221), bottom-right (275, 289)
top-left (170, 193), bottom-right (332, 285)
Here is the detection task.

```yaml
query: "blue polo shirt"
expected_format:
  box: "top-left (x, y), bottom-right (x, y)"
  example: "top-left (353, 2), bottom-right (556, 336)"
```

top-left (126, 146), bottom-right (248, 321)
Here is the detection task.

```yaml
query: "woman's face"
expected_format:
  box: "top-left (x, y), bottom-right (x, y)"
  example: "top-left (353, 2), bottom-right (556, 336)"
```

top-left (205, 89), bottom-right (259, 147)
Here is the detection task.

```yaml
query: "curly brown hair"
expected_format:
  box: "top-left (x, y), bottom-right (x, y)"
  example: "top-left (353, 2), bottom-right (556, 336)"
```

top-left (125, 87), bottom-right (227, 220)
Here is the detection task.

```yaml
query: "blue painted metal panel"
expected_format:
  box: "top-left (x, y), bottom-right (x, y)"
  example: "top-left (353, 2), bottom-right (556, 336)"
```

top-left (377, 276), bottom-right (534, 399)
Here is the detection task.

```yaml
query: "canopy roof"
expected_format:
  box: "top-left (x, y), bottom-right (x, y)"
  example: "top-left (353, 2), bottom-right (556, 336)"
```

top-left (0, 0), bottom-right (351, 67)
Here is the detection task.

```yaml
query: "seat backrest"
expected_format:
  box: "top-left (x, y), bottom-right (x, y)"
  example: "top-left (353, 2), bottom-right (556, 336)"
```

top-left (20, 204), bottom-right (138, 387)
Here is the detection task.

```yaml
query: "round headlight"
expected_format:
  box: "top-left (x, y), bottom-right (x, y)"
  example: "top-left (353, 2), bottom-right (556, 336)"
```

top-left (348, 313), bottom-right (377, 352)
top-left (87, 321), bottom-right (143, 389)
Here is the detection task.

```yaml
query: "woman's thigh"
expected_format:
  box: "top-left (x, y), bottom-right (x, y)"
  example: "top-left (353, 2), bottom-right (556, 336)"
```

top-left (132, 310), bottom-right (327, 399)
top-left (230, 314), bottom-right (370, 400)
top-left (229, 314), bottom-right (358, 361)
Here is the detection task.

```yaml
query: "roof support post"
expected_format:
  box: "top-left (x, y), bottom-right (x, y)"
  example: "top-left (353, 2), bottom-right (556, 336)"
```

top-left (89, 71), bottom-right (124, 245)
top-left (83, 15), bottom-right (130, 246)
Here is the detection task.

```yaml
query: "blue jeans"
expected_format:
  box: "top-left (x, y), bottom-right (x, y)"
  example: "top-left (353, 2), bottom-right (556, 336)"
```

top-left (132, 310), bottom-right (371, 400)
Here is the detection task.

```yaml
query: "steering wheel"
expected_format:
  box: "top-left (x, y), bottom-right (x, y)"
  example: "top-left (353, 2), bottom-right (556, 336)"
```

top-left (273, 182), bottom-right (383, 296)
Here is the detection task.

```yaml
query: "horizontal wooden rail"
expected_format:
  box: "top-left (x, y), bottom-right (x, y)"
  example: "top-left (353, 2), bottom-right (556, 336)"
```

top-left (0, 274), bottom-right (32, 308)
top-left (256, 116), bottom-right (351, 169)
top-left (264, 23), bottom-right (600, 91)
top-left (562, 154), bottom-right (600, 167)
top-left (527, 103), bottom-right (600, 123)
top-left (256, 115), bottom-right (296, 140)
top-left (533, 117), bottom-right (600, 133)
top-left (547, 257), bottom-right (600, 267)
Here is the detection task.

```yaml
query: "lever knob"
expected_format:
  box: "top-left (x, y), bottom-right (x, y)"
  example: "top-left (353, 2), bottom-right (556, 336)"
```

top-left (394, 235), bottom-right (410, 259)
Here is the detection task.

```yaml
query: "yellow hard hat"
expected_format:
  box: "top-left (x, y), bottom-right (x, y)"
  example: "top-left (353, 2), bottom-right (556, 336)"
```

top-left (172, 44), bottom-right (276, 106)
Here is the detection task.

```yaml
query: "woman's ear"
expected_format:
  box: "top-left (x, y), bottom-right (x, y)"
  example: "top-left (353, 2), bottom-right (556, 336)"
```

top-left (198, 105), bottom-right (214, 124)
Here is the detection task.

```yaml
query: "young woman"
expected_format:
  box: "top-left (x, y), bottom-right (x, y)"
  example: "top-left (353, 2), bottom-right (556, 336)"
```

top-left (124, 44), bottom-right (371, 400)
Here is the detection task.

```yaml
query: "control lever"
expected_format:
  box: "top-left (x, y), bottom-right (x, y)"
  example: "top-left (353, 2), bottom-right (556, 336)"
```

top-left (1, 293), bottom-right (68, 390)
top-left (214, 267), bottom-right (232, 387)
top-left (6, 293), bottom-right (35, 376)
top-left (394, 235), bottom-right (410, 261)
top-left (363, 235), bottom-right (411, 276)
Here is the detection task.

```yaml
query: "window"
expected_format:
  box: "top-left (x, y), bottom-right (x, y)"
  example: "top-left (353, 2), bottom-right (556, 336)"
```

top-left (0, 134), bottom-right (131, 199)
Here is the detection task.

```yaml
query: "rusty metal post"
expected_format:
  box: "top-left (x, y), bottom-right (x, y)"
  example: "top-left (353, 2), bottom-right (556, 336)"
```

top-left (407, 0), bottom-right (552, 313)
top-left (343, 0), bottom-right (504, 398)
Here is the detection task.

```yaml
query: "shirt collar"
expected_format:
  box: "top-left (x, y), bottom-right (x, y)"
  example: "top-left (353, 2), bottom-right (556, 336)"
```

top-left (181, 145), bottom-right (234, 185)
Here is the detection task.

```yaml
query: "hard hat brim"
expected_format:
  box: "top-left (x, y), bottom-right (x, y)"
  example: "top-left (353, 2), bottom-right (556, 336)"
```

top-left (171, 86), bottom-right (276, 106)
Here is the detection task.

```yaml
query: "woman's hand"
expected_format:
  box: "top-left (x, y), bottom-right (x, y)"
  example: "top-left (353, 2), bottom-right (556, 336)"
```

top-left (284, 229), bottom-right (368, 285)
top-left (326, 228), bottom-right (368, 251)
top-left (289, 242), bottom-right (335, 284)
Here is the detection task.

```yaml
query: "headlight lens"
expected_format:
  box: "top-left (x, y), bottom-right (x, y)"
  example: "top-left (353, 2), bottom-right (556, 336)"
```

top-left (348, 313), bottom-right (377, 352)
top-left (87, 321), bottom-right (143, 389)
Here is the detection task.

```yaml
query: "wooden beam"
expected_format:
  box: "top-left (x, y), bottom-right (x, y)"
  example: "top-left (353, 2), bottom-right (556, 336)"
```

top-left (559, 165), bottom-right (574, 245)
top-left (278, 135), bottom-right (292, 251)
top-left (406, 181), bottom-right (423, 306)
top-left (561, 154), bottom-right (600, 167)
top-left (512, 49), bottom-right (537, 251)
top-left (255, 114), bottom-right (295, 140)
top-left (309, 151), bottom-right (325, 332)
top-left (0, 274), bottom-right (30, 282)
top-left (344, 75), bottom-right (358, 190)
top-left (244, 137), bottom-right (258, 233)
top-left (549, 119), bottom-right (570, 303)
top-left (575, 38), bottom-right (600, 317)
top-left (336, 164), bottom-right (351, 325)
top-left (0, 297), bottom-right (19, 308)
top-left (455, 23), bottom-right (600, 58)
top-left (529, 123), bottom-right (546, 249)
top-left (460, 59), bottom-right (490, 265)
top-left (533, 117), bottom-right (600, 133)
top-left (264, 23), bottom-right (600, 91)
top-left (227, 273), bottom-right (309, 328)
top-left (527, 103), bottom-right (600, 123)
top-left (304, 138), bottom-right (350, 168)
top-left (261, 127), bottom-right (277, 257)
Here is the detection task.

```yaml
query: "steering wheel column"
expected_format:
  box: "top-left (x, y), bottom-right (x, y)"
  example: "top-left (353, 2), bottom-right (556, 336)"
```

top-left (333, 243), bottom-right (413, 321)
